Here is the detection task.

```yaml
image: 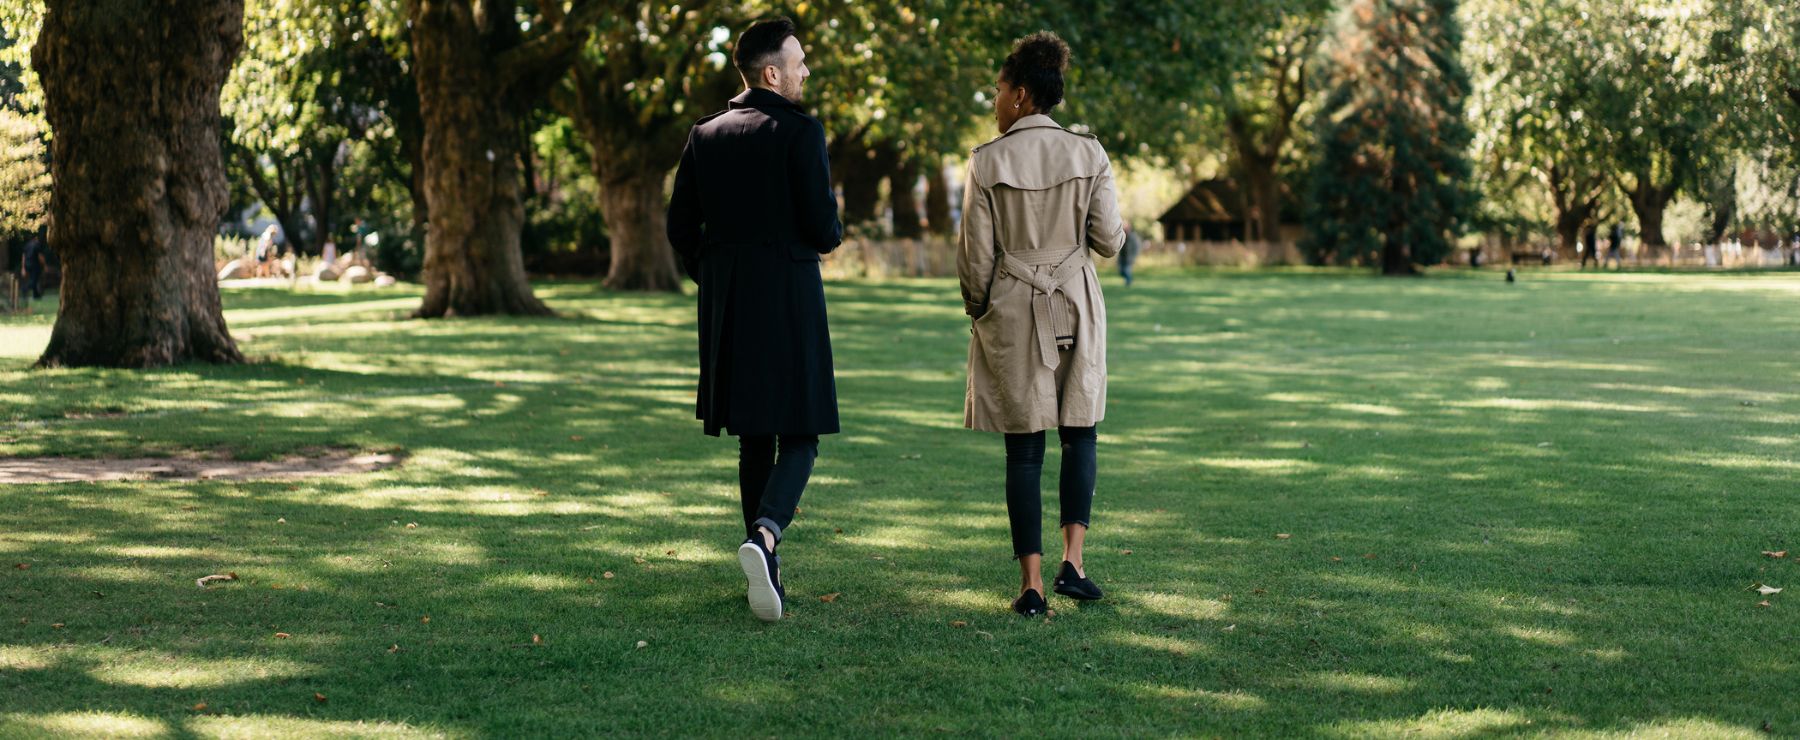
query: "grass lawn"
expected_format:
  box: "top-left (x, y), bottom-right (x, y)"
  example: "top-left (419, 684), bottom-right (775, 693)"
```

top-left (2, 267), bottom-right (1798, 737)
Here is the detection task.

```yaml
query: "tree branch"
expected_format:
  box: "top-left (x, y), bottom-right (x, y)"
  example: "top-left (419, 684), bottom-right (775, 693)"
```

top-left (496, 0), bottom-right (606, 95)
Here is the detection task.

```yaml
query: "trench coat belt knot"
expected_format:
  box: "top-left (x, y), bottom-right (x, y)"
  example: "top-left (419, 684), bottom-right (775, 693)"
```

top-left (997, 244), bottom-right (1088, 371)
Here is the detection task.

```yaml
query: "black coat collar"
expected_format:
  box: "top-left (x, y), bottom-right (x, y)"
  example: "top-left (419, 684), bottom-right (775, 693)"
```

top-left (729, 87), bottom-right (804, 112)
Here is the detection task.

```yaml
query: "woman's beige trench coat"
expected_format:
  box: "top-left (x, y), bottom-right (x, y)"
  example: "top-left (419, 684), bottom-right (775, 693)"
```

top-left (959, 114), bottom-right (1126, 434)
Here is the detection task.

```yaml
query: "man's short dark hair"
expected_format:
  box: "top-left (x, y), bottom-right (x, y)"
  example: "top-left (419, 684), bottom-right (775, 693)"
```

top-left (733, 17), bottom-right (797, 82)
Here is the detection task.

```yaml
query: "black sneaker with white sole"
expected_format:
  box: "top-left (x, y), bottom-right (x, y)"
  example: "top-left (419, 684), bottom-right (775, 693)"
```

top-left (737, 537), bottom-right (785, 622)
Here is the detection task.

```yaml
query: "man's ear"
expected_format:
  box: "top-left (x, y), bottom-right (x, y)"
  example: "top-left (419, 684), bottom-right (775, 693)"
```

top-left (761, 64), bottom-right (781, 90)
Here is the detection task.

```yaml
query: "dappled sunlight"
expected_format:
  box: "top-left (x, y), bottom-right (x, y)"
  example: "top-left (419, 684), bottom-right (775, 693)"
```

top-left (1325, 707), bottom-right (1535, 737)
top-left (1452, 397), bottom-right (1678, 414)
top-left (1193, 457), bottom-right (1323, 475)
top-left (0, 711), bottom-right (168, 738)
top-left (0, 645), bottom-right (51, 671)
top-left (1330, 402), bottom-right (1408, 417)
top-left (483, 572), bottom-right (586, 592)
top-left (90, 652), bottom-right (315, 689)
top-left (1131, 683), bottom-right (1266, 711)
top-left (1122, 591), bottom-right (1230, 621)
top-left (7, 274), bottom-right (1800, 733)
top-left (188, 715), bottom-right (458, 739)
top-left (1299, 670), bottom-right (1414, 694)
top-left (1107, 631), bottom-right (1215, 658)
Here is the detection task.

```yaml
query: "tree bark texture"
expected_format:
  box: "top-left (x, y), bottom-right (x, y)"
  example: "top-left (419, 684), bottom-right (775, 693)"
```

top-left (408, 0), bottom-right (589, 317)
top-left (33, 0), bottom-right (246, 368)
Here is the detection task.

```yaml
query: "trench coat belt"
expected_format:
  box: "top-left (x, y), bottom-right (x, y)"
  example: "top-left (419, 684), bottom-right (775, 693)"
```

top-left (997, 245), bottom-right (1088, 371)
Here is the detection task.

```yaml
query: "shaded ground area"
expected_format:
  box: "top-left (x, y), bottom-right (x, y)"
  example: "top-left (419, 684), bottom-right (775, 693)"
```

top-left (0, 449), bottom-right (402, 484)
top-left (1, 271), bottom-right (1798, 736)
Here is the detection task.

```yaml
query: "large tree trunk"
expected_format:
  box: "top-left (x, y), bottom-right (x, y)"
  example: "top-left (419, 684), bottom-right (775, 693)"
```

top-left (889, 156), bottom-right (924, 239)
top-left (924, 156), bottom-right (952, 236)
top-left (1231, 131), bottom-right (1283, 244)
top-left (33, 0), bottom-right (245, 368)
top-left (599, 169), bottom-right (682, 291)
top-left (1628, 177), bottom-right (1676, 256)
top-left (836, 139), bottom-right (897, 230)
top-left (408, 0), bottom-right (552, 318)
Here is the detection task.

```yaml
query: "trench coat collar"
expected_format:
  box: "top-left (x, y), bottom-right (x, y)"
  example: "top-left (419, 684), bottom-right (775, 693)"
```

top-left (730, 87), bottom-right (805, 112)
top-left (1002, 114), bottom-right (1063, 135)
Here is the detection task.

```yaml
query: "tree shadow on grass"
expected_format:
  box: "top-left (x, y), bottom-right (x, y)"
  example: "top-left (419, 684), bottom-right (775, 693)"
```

top-left (4, 275), bottom-right (1800, 734)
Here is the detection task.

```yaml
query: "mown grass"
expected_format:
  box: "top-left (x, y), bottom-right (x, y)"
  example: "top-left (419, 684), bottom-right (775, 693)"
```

top-left (2, 268), bottom-right (1798, 737)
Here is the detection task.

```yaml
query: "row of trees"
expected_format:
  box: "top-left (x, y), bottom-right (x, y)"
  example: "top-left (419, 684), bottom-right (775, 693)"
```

top-left (0, 1), bottom-right (1794, 365)
top-left (0, 0), bottom-right (1304, 366)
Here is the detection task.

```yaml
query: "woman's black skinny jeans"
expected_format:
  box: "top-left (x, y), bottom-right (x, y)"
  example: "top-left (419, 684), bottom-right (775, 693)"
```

top-left (1003, 425), bottom-right (1096, 559)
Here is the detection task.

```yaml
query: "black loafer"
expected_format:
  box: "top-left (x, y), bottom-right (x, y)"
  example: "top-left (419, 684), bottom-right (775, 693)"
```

top-left (1052, 561), bottom-right (1103, 601)
top-left (737, 537), bottom-right (784, 622)
top-left (1012, 588), bottom-right (1047, 616)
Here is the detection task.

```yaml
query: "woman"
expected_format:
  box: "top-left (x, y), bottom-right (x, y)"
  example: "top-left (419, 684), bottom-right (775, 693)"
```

top-left (958, 31), bottom-right (1125, 617)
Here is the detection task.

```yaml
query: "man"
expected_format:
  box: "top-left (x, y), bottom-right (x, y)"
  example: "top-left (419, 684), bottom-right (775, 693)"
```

top-left (20, 229), bottom-right (47, 302)
top-left (666, 17), bottom-right (842, 623)
top-left (1606, 223), bottom-right (1624, 269)
top-left (1580, 224), bottom-right (1598, 269)
top-left (1117, 222), bottom-right (1143, 286)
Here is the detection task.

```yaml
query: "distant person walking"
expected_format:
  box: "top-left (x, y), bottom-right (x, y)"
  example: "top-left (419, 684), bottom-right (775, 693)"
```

top-left (20, 229), bottom-right (47, 301)
top-left (254, 225), bottom-right (278, 278)
top-left (666, 17), bottom-right (842, 623)
top-left (1606, 223), bottom-right (1624, 269)
top-left (958, 31), bottom-right (1124, 617)
top-left (1580, 224), bottom-right (1599, 269)
top-left (1117, 222), bottom-right (1143, 286)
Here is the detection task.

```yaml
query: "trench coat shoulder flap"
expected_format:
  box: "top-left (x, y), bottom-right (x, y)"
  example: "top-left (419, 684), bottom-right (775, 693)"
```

top-left (970, 115), bottom-right (1107, 192)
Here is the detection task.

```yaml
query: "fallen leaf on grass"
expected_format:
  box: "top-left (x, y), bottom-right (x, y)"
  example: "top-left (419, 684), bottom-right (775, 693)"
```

top-left (531, 634), bottom-right (542, 645)
top-left (274, 632), bottom-right (291, 639)
top-left (313, 693), bottom-right (327, 704)
top-left (195, 573), bottom-right (238, 588)
top-left (276, 518), bottom-right (286, 524)
top-left (1363, 553), bottom-right (1378, 559)
top-left (14, 563), bottom-right (28, 570)
top-left (1121, 549), bottom-right (1133, 555)
top-left (1763, 551), bottom-right (1788, 559)
top-left (1222, 624), bottom-right (1236, 632)
top-left (635, 640), bottom-right (648, 649)
top-left (951, 620), bottom-right (968, 628)
top-left (818, 593), bottom-right (841, 603)
top-left (388, 644), bottom-right (401, 654)
top-left (405, 522), bottom-right (418, 529)
top-left (1330, 556), bottom-right (1343, 562)
top-left (602, 572), bottom-right (615, 580)
top-left (1757, 600), bottom-right (1772, 607)
top-left (665, 550), bottom-right (675, 556)
top-left (192, 703), bottom-right (208, 712)
top-left (1252, 588), bottom-right (1267, 595)
top-left (633, 557), bottom-right (646, 564)
top-left (51, 623), bottom-right (64, 629)
top-left (1756, 585), bottom-right (1782, 596)
top-left (420, 616), bottom-right (431, 624)
top-left (1275, 533), bottom-right (1291, 540)
top-left (569, 435), bottom-right (584, 442)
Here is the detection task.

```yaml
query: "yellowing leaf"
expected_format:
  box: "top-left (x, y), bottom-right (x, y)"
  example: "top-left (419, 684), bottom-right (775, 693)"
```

top-left (1756, 585), bottom-right (1782, 596)
top-left (818, 592), bottom-right (841, 603)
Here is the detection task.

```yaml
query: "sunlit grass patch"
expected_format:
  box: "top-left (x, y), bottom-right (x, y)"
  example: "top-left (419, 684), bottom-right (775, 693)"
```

top-left (2, 271), bottom-right (1799, 735)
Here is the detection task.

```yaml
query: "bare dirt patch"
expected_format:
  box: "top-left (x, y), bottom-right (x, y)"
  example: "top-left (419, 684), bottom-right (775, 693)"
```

top-left (0, 448), bottom-right (404, 484)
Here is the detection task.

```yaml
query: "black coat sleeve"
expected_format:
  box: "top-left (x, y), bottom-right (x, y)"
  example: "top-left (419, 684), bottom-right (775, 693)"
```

top-left (791, 119), bottom-right (843, 254)
top-left (666, 128), bottom-right (703, 279)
